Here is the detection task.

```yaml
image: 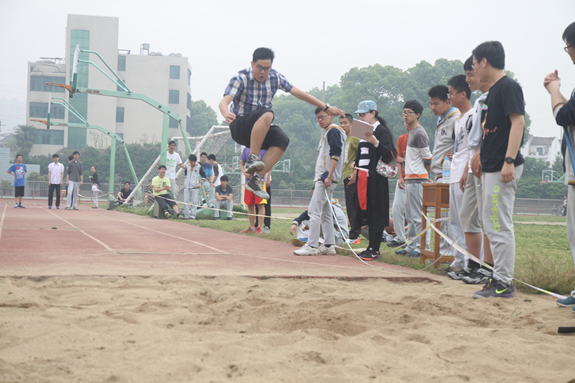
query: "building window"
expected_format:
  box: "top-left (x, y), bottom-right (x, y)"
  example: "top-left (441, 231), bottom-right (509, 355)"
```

top-left (116, 107), bottom-right (124, 123)
top-left (187, 92), bottom-right (192, 111)
top-left (169, 90), bottom-right (179, 104)
top-left (118, 55), bottom-right (126, 71)
top-left (68, 126), bottom-right (87, 148)
top-left (537, 147), bottom-right (543, 155)
top-left (170, 65), bottom-right (180, 79)
top-left (29, 102), bottom-right (65, 119)
top-left (188, 69), bottom-right (191, 86)
top-left (30, 76), bottom-right (66, 93)
top-left (33, 129), bottom-right (64, 145)
top-left (169, 117), bottom-right (179, 129)
top-left (69, 30), bottom-right (90, 124)
top-left (117, 133), bottom-right (124, 140)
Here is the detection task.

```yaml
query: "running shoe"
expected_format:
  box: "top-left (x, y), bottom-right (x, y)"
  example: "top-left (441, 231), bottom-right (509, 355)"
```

top-left (447, 267), bottom-right (472, 280)
top-left (65, 207), bottom-right (71, 210)
top-left (318, 244), bottom-right (336, 255)
top-left (56, 206), bottom-right (60, 209)
top-left (387, 240), bottom-right (405, 248)
top-left (462, 268), bottom-right (490, 285)
top-left (346, 238), bottom-right (360, 244)
top-left (13, 204), bottom-right (18, 208)
top-left (395, 249), bottom-right (408, 256)
top-left (48, 206), bottom-right (52, 209)
top-left (290, 238), bottom-right (307, 247)
top-left (255, 227), bottom-right (263, 234)
top-left (239, 227), bottom-right (255, 234)
top-left (294, 244), bottom-right (319, 256)
top-left (359, 249), bottom-right (380, 261)
top-left (226, 217), bottom-right (233, 220)
top-left (473, 279), bottom-right (516, 299)
top-left (263, 226), bottom-right (270, 234)
top-left (407, 250), bottom-right (420, 258)
top-left (246, 175), bottom-right (269, 200)
top-left (92, 206), bottom-right (98, 209)
top-left (18, 204), bottom-right (25, 208)
top-left (245, 153), bottom-right (265, 174)
top-left (556, 296), bottom-right (575, 307)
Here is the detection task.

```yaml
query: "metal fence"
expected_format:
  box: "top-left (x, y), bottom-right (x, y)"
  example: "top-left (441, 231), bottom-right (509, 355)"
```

top-left (0, 181), bottom-right (566, 216)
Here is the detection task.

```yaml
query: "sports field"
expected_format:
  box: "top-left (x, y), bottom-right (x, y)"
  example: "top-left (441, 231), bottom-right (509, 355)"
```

top-left (1, 198), bottom-right (574, 383)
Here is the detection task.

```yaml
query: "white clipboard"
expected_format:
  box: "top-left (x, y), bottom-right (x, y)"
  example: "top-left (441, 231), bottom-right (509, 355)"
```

top-left (351, 119), bottom-right (374, 140)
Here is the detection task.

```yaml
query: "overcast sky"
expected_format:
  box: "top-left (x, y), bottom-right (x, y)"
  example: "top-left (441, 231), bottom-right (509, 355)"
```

top-left (1, 0), bottom-right (574, 138)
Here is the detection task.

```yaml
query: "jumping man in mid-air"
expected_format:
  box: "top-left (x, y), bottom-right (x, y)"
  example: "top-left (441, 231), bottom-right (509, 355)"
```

top-left (219, 47), bottom-right (345, 199)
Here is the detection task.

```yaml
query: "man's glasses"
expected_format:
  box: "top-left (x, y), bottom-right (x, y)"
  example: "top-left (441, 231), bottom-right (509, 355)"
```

top-left (402, 111), bottom-right (415, 116)
top-left (316, 114), bottom-right (329, 121)
top-left (256, 64), bottom-right (271, 72)
top-left (471, 60), bottom-right (479, 70)
top-left (447, 91), bottom-right (459, 98)
top-left (565, 43), bottom-right (574, 52)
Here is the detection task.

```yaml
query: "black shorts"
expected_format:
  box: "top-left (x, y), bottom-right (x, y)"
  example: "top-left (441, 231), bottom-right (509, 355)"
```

top-left (14, 186), bottom-right (25, 197)
top-left (156, 194), bottom-right (176, 212)
top-left (229, 108), bottom-right (290, 151)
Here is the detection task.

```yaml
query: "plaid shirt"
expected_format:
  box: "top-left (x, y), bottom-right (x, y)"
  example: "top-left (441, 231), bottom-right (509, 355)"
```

top-left (224, 68), bottom-right (293, 116)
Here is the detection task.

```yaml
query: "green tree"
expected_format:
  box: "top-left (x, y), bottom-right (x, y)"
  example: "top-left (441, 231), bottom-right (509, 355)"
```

top-left (14, 125), bottom-right (36, 155)
top-left (188, 100), bottom-right (218, 136)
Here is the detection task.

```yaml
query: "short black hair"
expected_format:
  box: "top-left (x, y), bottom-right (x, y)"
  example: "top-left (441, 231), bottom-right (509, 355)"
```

top-left (463, 56), bottom-right (473, 72)
top-left (341, 113), bottom-right (353, 124)
top-left (315, 107), bottom-right (329, 115)
top-left (208, 154), bottom-right (216, 161)
top-left (253, 47), bottom-right (274, 63)
top-left (124, 181), bottom-right (130, 185)
top-left (168, 140), bottom-right (176, 146)
top-left (15, 154), bottom-right (22, 160)
top-left (72, 150), bottom-right (80, 156)
top-left (158, 165), bottom-right (166, 170)
top-left (220, 175), bottom-right (228, 182)
top-left (52, 153), bottom-right (59, 158)
top-left (428, 85), bottom-right (449, 102)
top-left (563, 21), bottom-right (575, 45)
top-left (68, 155), bottom-right (73, 161)
top-left (472, 41), bottom-right (505, 70)
top-left (200, 152), bottom-right (208, 157)
top-left (403, 100), bottom-right (423, 117)
top-left (188, 154), bottom-right (197, 162)
top-left (448, 75), bottom-right (471, 100)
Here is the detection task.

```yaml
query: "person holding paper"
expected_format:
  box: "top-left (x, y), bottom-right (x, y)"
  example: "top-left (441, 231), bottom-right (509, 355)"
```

top-left (349, 100), bottom-right (396, 261)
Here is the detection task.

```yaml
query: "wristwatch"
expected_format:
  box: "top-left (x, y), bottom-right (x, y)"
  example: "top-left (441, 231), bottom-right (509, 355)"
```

top-left (504, 157), bottom-right (515, 164)
top-left (324, 103), bottom-right (331, 112)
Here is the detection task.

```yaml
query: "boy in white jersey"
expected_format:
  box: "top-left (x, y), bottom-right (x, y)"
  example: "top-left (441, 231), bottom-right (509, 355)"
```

top-left (166, 140), bottom-right (185, 198)
top-left (445, 75), bottom-right (473, 276)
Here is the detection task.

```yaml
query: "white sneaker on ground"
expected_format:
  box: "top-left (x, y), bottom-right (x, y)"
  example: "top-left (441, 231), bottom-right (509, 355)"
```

top-left (317, 244), bottom-right (336, 255)
top-left (294, 244), bottom-right (319, 256)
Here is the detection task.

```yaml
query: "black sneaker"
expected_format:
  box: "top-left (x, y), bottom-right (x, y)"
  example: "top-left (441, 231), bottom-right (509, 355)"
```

top-left (387, 240), bottom-right (405, 248)
top-left (359, 249), bottom-right (380, 261)
top-left (447, 267), bottom-right (472, 280)
top-left (245, 153), bottom-right (265, 175)
top-left (246, 175), bottom-right (269, 199)
top-left (463, 268), bottom-right (490, 285)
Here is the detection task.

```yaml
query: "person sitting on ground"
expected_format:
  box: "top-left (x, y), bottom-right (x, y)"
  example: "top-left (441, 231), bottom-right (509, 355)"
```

top-left (152, 165), bottom-right (181, 219)
top-left (214, 175), bottom-right (234, 220)
top-left (290, 187), bottom-right (348, 247)
top-left (116, 182), bottom-right (133, 206)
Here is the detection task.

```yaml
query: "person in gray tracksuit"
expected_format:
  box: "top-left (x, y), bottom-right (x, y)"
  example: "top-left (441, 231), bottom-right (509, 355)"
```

top-left (66, 151), bottom-right (83, 210)
top-left (294, 107), bottom-right (345, 256)
top-left (183, 154), bottom-right (206, 220)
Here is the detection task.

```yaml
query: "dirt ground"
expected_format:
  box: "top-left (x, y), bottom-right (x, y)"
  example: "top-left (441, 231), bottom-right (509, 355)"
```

top-left (0, 275), bottom-right (574, 383)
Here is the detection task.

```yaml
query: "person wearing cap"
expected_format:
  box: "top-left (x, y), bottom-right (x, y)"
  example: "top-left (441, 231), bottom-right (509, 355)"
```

top-left (349, 100), bottom-right (396, 261)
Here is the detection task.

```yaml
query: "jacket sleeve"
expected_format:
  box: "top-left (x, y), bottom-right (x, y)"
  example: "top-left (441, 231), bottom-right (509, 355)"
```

top-left (293, 210), bottom-right (310, 225)
top-left (199, 167), bottom-right (206, 178)
top-left (554, 97), bottom-right (575, 127)
top-left (327, 128), bottom-right (343, 160)
top-left (374, 126), bottom-right (395, 163)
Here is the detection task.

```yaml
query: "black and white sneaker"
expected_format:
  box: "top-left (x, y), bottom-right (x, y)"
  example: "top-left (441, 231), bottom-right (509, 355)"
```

top-left (447, 267), bottom-right (472, 280)
top-left (246, 174), bottom-right (269, 199)
top-left (245, 153), bottom-right (265, 174)
top-left (463, 268), bottom-right (491, 285)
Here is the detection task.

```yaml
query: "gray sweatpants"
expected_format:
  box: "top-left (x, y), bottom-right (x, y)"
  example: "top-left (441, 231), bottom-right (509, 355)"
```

top-left (202, 180), bottom-right (215, 206)
top-left (183, 188), bottom-right (199, 219)
top-left (405, 181), bottom-right (424, 253)
top-left (391, 181), bottom-right (407, 243)
top-left (482, 165), bottom-right (523, 286)
top-left (215, 199), bottom-right (233, 218)
top-left (307, 181), bottom-right (336, 248)
top-left (92, 190), bottom-right (98, 207)
top-left (449, 183), bottom-right (468, 269)
top-left (66, 181), bottom-right (80, 208)
top-left (567, 184), bottom-right (575, 298)
top-left (167, 178), bottom-right (178, 200)
top-left (459, 173), bottom-right (484, 262)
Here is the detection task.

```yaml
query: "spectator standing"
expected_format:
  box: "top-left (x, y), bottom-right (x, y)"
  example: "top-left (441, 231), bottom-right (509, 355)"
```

top-left (90, 166), bottom-right (100, 209)
top-left (66, 151), bottom-right (83, 210)
top-left (340, 114), bottom-right (362, 244)
top-left (7, 154), bottom-right (27, 208)
top-left (239, 146), bottom-right (267, 234)
top-left (208, 154), bottom-right (224, 188)
top-left (255, 172), bottom-right (272, 233)
top-left (199, 152), bottom-right (215, 207)
top-left (387, 130), bottom-right (409, 248)
top-left (543, 21), bottom-right (575, 311)
top-left (166, 140), bottom-right (184, 199)
top-left (47, 154), bottom-right (64, 209)
top-left (214, 175), bottom-right (234, 220)
top-left (182, 154), bottom-right (205, 220)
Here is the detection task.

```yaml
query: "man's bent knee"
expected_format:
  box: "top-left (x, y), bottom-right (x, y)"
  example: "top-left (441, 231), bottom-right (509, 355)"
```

top-left (257, 112), bottom-right (274, 126)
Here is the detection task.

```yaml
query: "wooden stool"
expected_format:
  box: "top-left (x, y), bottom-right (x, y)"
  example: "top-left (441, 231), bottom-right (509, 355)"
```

top-left (420, 182), bottom-right (454, 268)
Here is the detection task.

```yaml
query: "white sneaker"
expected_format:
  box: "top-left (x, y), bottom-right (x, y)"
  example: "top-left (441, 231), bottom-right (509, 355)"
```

top-left (318, 244), bottom-right (336, 255)
top-left (294, 244), bottom-right (319, 256)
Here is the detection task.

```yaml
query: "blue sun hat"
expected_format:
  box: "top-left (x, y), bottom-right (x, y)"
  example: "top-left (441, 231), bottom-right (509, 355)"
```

top-left (354, 100), bottom-right (377, 114)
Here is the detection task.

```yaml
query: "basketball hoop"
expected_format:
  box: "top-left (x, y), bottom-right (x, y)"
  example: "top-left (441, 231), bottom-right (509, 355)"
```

top-left (45, 82), bottom-right (72, 92)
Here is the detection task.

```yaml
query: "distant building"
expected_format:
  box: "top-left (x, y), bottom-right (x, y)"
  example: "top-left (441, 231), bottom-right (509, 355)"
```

top-left (520, 135), bottom-right (562, 166)
top-left (27, 14), bottom-right (192, 155)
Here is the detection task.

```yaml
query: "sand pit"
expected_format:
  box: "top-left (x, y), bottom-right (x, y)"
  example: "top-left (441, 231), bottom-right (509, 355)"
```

top-left (0, 275), bottom-right (574, 383)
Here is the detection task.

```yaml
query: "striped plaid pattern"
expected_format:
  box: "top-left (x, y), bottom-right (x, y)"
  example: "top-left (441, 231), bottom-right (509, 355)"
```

top-left (224, 68), bottom-right (293, 116)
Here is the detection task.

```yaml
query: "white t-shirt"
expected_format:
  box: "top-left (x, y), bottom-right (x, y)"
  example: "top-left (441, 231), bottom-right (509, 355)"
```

top-left (213, 163), bottom-right (224, 186)
top-left (450, 108), bottom-right (474, 184)
top-left (48, 162), bottom-right (64, 184)
top-left (165, 151), bottom-right (182, 179)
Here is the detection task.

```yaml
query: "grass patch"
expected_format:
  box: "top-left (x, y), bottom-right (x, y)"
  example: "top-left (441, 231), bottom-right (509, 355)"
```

top-left (115, 205), bottom-right (574, 296)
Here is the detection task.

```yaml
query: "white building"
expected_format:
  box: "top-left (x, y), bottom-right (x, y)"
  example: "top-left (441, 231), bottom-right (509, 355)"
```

top-left (520, 135), bottom-right (562, 166)
top-left (27, 14), bottom-right (192, 155)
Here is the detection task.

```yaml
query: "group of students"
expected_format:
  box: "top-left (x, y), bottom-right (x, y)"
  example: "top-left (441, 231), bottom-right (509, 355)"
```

top-left (218, 34), bottom-right (575, 304)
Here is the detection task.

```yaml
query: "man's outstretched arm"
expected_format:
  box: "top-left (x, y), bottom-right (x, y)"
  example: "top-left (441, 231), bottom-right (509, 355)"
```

top-left (219, 95), bottom-right (236, 124)
top-left (289, 87), bottom-right (345, 117)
